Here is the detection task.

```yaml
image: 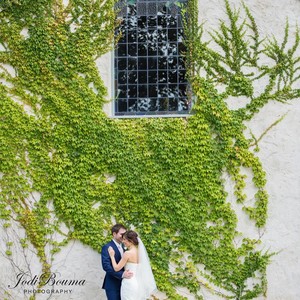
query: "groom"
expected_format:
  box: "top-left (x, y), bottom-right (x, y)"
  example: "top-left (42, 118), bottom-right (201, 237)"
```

top-left (101, 223), bottom-right (133, 300)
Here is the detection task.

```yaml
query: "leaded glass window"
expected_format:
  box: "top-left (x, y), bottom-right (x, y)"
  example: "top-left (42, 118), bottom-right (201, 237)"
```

top-left (114, 0), bottom-right (190, 116)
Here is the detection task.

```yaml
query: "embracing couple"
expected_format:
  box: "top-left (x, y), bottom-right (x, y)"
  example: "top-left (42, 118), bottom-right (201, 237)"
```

top-left (101, 224), bottom-right (157, 300)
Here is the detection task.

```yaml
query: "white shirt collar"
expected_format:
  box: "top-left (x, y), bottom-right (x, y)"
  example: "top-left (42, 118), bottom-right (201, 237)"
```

top-left (112, 239), bottom-right (123, 255)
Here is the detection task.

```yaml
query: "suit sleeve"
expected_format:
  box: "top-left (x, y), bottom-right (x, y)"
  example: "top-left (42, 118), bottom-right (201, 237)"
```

top-left (101, 243), bottom-right (124, 280)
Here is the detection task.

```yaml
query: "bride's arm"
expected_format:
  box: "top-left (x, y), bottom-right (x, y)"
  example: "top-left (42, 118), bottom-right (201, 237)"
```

top-left (108, 247), bottom-right (129, 272)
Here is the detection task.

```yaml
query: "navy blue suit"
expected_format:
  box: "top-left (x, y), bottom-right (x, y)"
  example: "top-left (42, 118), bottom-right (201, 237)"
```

top-left (101, 240), bottom-right (124, 300)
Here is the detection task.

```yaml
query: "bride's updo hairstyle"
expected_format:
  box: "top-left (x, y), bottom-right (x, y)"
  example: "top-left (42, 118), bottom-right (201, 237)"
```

top-left (122, 230), bottom-right (139, 246)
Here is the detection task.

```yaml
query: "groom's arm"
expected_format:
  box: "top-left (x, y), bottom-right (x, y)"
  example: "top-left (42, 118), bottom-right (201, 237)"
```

top-left (101, 244), bottom-right (124, 280)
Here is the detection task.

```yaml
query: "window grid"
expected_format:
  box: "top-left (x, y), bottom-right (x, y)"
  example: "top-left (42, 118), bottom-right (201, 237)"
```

top-left (115, 0), bottom-right (190, 116)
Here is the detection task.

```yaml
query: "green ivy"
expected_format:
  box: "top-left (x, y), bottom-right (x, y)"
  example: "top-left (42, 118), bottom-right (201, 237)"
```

top-left (0, 0), bottom-right (299, 299)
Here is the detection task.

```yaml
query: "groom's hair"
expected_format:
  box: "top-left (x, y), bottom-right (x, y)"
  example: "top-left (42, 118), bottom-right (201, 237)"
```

top-left (111, 223), bottom-right (126, 235)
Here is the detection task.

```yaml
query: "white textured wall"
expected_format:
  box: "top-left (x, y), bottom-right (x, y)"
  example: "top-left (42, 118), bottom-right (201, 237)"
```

top-left (199, 1), bottom-right (300, 299)
top-left (1, 0), bottom-right (300, 299)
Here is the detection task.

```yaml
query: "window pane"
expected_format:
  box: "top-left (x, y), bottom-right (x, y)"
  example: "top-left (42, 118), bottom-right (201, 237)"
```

top-left (169, 97), bottom-right (178, 111)
top-left (128, 85), bottom-right (137, 97)
top-left (148, 57), bottom-right (157, 69)
top-left (148, 15), bottom-right (157, 27)
top-left (158, 56), bottom-right (167, 69)
top-left (138, 58), bottom-right (147, 69)
top-left (149, 85), bottom-right (158, 97)
top-left (138, 71), bottom-right (147, 84)
top-left (128, 43), bottom-right (137, 56)
top-left (138, 44), bottom-right (147, 56)
top-left (128, 71), bottom-right (137, 84)
top-left (159, 98), bottom-right (168, 111)
top-left (117, 99), bottom-right (128, 112)
top-left (148, 71), bottom-right (157, 83)
top-left (118, 71), bottom-right (127, 84)
top-left (117, 44), bottom-right (127, 56)
top-left (137, 98), bottom-right (151, 111)
top-left (128, 30), bottom-right (137, 43)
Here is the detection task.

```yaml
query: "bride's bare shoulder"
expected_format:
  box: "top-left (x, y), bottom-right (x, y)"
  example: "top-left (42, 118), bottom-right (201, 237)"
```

top-left (125, 248), bottom-right (138, 263)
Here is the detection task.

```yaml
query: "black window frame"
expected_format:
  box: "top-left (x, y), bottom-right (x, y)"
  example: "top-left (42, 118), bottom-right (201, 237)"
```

top-left (113, 0), bottom-right (191, 117)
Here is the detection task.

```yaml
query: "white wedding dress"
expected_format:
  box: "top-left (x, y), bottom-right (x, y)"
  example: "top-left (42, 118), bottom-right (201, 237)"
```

top-left (121, 262), bottom-right (139, 300)
top-left (121, 238), bottom-right (156, 300)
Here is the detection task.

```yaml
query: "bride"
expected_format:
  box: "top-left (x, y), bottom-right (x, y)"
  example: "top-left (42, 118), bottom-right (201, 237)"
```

top-left (108, 230), bottom-right (156, 300)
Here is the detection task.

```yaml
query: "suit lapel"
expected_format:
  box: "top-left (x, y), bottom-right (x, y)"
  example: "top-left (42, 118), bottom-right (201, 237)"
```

top-left (111, 240), bottom-right (122, 262)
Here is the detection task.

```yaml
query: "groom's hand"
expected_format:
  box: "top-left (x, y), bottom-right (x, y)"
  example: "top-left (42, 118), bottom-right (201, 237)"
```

top-left (122, 269), bottom-right (133, 279)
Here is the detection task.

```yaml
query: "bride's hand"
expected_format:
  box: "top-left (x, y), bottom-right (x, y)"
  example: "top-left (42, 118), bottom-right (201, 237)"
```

top-left (108, 246), bottom-right (115, 257)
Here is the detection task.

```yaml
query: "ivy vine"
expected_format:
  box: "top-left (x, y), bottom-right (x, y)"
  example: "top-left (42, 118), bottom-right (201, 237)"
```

top-left (0, 0), bottom-right (299, 299)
